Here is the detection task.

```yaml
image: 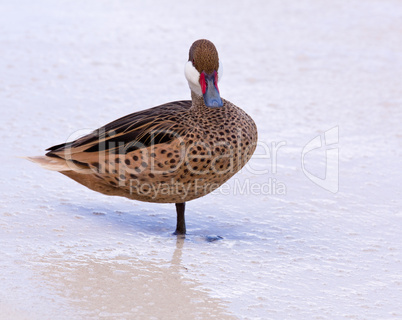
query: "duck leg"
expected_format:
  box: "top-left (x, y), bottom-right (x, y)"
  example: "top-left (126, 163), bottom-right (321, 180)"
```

top-left (174, 202), bottom-right (186, 235)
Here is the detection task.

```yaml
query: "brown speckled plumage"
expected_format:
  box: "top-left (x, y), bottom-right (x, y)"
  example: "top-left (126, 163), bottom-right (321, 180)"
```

top-left (28, 39), bottom-right (258, 234)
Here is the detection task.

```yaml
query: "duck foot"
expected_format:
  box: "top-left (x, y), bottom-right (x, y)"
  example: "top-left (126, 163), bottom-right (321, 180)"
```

top-left (173, 202), bottom-right (186, 235)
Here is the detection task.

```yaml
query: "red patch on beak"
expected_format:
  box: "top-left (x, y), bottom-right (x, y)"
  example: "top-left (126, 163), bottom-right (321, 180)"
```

top-left (214, 71), bottom-right (219, 93)
top-left (199, 72), bottom-right (206, 94)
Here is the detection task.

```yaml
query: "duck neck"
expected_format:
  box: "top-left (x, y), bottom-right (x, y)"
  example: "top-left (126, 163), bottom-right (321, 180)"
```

top-left (189, 91), bottom-right (227, 127)
top-left (190, 91), bottom-right (206, 111)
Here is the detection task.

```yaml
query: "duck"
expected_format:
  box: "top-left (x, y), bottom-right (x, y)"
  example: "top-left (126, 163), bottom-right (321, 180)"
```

top-left (28, 39), bottom-right (258, 235)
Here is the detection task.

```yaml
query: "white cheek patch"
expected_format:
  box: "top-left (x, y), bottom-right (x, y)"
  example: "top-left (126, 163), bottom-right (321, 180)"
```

top-left (184, 61), bottom-right (202, 96)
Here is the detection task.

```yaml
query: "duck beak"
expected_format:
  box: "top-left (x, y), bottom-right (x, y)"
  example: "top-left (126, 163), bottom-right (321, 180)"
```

top-left (200, 71), bottom-right (223, 108)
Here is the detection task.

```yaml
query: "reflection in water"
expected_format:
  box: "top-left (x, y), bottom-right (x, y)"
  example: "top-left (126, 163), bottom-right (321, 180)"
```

top-left (35, 236), bottom-right (235, 319)
top-left (171, 235), bottom-right (185, 268)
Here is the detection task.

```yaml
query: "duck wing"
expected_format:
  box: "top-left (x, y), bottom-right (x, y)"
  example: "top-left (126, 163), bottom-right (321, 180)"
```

top-left (46, 100), bottom-right (191, 162)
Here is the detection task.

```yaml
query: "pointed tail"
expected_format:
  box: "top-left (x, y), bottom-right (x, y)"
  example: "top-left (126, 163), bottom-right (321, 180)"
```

top-left (26, 156), bottom-right (72, 172)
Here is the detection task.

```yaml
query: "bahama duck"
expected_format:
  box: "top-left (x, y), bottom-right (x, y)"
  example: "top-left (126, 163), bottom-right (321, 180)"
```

top-left (28, 39), bottom-right (258, 235)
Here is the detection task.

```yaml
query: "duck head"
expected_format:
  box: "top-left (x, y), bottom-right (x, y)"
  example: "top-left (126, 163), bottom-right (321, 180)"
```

top-left (185, 39), bottom-right (223, 108)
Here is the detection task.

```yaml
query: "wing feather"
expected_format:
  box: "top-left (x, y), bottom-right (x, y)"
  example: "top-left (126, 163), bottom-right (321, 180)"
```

top-left (46, 101), bottom-right (191, 160)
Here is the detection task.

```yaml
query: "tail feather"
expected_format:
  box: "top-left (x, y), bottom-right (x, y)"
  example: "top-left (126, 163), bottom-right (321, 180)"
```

top-left (26, 156), bottom-right (73, 172)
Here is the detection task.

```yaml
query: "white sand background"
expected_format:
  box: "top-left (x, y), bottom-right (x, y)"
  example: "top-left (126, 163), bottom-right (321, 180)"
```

top-left (1, 0), bottom-right (401, 319)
